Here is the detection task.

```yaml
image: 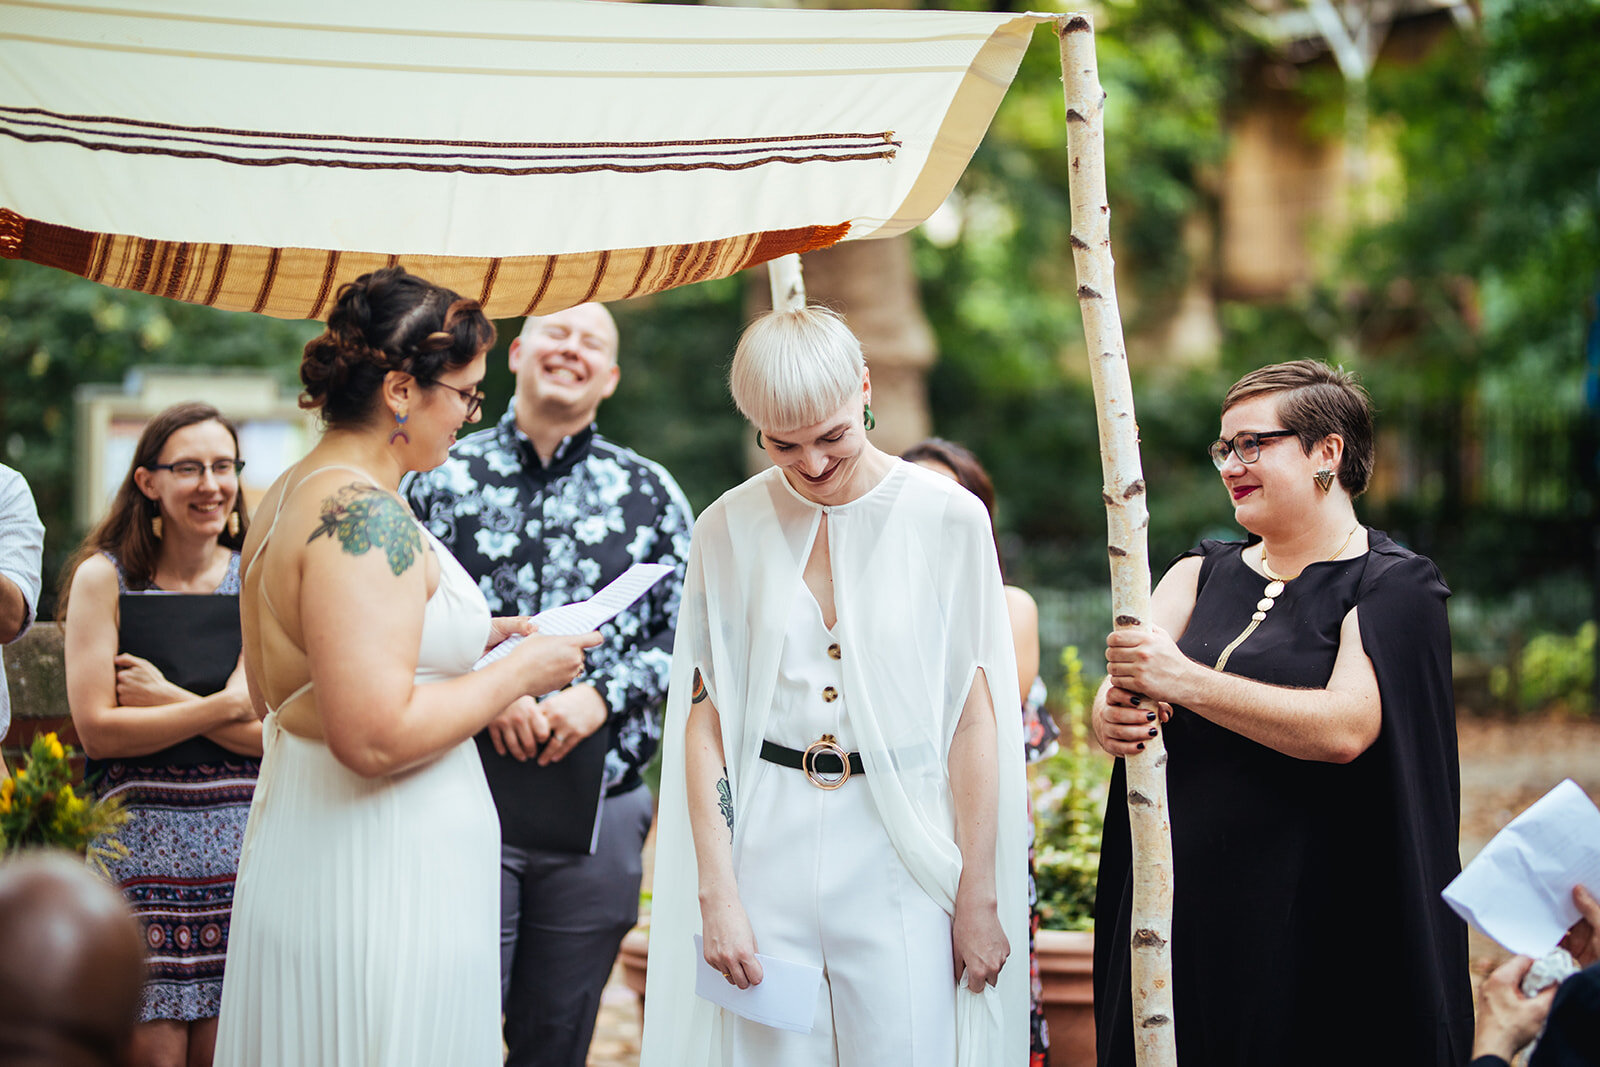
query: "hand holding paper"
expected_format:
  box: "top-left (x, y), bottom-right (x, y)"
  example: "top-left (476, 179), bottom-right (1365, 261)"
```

top-left (1442, 779), bottom-right (1600, 955)
top-left (474, 563), bottom-right (675, 670)
top-left (693, 934), bottom-right (822, 1033)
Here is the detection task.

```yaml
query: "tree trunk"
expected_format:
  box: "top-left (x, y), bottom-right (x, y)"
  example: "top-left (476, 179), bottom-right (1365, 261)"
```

top-left (1058, 15), bottom-right (1177, 1067)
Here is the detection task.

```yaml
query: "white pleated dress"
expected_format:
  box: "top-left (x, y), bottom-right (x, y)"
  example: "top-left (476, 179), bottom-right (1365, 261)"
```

top-left (214, 509), bottom-right (501, 1066)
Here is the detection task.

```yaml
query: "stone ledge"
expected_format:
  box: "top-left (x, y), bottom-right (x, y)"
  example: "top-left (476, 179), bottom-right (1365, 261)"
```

top-left (3, 623), bottom-right (83, 772)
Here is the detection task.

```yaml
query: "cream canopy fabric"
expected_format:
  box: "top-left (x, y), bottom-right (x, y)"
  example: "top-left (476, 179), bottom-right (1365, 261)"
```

top-left (0, 0), bottom-right (1052, 319)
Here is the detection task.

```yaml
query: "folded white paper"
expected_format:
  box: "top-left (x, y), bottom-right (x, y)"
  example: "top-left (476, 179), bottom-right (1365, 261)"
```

top-left (692, 934), bottom-right (823, 1033)
top-left (473, 563), bottom-right (673, 670)
top-left (1442, 778), bottom-right (1600, 956)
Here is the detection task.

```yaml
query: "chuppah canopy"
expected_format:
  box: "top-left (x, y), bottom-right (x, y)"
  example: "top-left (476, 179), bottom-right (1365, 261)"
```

top-left (1, 7), bottom-right (1182, 1062)
top-left (0, 0), bottom-right (1050, 319)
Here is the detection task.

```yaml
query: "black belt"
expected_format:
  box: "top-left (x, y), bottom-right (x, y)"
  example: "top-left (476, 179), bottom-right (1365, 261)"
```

top-left (760, 738), bottom-right (865, 782)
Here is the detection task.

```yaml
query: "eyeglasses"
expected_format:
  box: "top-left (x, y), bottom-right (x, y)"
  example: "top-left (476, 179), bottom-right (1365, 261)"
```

top-left (1208, 430), bottom-right (1297, 470)
top-left (147, 459), bottom-right (245, 480)
top-left (428, 380), bottom-right (484, 421)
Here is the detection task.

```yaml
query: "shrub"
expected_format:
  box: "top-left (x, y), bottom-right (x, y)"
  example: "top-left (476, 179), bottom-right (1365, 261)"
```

top-left (1490, 621), bottom-right (1596, 716)
top-left (1031, 646), bottom-right (1113, 931)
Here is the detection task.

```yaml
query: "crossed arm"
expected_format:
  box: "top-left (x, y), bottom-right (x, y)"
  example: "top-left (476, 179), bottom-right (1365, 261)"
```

top-left (64, 554), bottom-right (259, 761)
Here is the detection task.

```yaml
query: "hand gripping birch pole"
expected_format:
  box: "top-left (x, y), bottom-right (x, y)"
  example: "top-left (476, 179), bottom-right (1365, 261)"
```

top-left (1058, 14), bottom-right (1177, 1066)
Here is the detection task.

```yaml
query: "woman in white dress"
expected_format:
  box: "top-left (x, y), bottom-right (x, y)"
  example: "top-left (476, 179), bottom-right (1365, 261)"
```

top-left (213, 267), bottom-right (600, 1066)
top-left (640, 307), bottom-right (1029, 1067)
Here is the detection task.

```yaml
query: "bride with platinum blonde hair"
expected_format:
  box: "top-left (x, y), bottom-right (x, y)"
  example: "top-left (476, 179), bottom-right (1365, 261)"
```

top-left (641, 305), bottom-right (1029, 1067)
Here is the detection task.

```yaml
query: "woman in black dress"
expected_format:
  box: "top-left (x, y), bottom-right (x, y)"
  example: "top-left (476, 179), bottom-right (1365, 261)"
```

top-left (1091, 360), bottom-right (1472, 1067)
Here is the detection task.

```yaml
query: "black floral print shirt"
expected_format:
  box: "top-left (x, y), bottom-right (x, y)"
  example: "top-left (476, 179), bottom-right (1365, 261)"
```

top-left (404, 405), bottom-right (693, 795)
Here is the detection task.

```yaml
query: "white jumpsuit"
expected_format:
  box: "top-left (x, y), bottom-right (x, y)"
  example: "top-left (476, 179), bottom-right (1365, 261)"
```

top-left (639, 463), bottom-right (1028, 1067)
top-left (729, 588), bottom-right (955, 1067)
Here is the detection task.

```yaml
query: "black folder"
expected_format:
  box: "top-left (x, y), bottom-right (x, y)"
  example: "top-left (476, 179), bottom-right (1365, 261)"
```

top-left (111, 593), bottom-right (242, 769)
top-left (474, 725), bottom-right (609, 855)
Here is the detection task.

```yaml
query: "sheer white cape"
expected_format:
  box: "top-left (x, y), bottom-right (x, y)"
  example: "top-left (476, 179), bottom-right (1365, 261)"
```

top-left (640, 461), bottom-right (1028, 1066)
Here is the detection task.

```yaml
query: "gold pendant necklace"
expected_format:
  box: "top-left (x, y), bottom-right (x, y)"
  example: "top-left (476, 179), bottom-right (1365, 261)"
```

top-left (1212, 524), bottom-right (1360, 672)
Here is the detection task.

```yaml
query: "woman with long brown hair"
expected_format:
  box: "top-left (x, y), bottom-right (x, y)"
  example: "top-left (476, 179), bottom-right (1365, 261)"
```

top-left (61, 401), bottom-right (261, 1067)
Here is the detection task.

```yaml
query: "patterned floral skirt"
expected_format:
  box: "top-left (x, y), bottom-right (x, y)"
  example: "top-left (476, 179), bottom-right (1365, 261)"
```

top-left (93, 758), bottom-right (260, 1022)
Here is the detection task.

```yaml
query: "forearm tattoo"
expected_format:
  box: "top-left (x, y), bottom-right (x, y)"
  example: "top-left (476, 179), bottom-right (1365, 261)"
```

top-left (692, 668), bottom-right (709, 703)
top-left (717, 766), bottom-right (734, 834)
top-left (307, 485), bottom-right (421, 577)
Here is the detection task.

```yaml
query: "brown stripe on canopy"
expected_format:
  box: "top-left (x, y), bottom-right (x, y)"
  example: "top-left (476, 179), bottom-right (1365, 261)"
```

top-left (0, 208), bottom-right (848, 320)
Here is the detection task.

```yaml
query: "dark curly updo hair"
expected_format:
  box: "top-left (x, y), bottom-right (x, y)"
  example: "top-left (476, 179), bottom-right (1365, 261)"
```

top-left (300, 266), bottom-right (496, 427)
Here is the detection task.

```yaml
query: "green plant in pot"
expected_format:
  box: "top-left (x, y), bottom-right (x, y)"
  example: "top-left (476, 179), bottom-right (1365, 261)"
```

top-left (1028, 646), bottom-right (1112, 1063)
top-left (1031, 645), bottom-right (1111, 931)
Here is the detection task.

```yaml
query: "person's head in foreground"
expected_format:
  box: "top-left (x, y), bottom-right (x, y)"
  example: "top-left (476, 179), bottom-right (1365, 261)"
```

top-left (0, 852), bottom-right (147, 1067)
top-left (730, 306), bottom-right (885, 507)
top-left (300, 266), bottom-right (496, 471)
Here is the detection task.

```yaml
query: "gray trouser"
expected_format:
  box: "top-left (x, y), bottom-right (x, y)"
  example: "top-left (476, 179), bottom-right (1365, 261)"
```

top-left (499, 782), bottom-right (653, 1067)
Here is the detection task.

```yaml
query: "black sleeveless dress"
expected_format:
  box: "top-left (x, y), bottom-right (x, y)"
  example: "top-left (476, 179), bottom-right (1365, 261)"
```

top-left (1093, 530), bottom-right (1472, 1067)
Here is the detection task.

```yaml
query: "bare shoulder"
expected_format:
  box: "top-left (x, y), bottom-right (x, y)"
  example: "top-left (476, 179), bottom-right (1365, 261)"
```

top-left (72, 550), bottom-right (116, 585)
top-left (63, 553), bottom-right (119, 636)
top-left (297, 473), bottom-right (423, 579)
top-left (1004, 585), bottom-right (1038, 628)
top-left (1150, 555), bottom-right (1202, 634)
top-left (68, 552), bottom-right (118, 601)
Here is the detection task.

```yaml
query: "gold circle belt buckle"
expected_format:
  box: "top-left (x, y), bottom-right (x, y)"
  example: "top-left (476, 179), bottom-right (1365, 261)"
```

top-left (802, 733), bottom-right (851, 790)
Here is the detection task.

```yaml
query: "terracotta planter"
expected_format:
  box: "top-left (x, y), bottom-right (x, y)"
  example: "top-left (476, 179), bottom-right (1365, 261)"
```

top-left (618, 924), bottom-right (650, 1015)
top-left (1036, 929), bottom-right (1095, 1065)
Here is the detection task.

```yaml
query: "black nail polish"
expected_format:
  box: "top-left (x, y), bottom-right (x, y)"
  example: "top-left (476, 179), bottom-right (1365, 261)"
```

top-left (1130, 696), bottom-right (1142, 707)
top-left (1146, 711), bottom-right (1156, 722)
top-left (1136, 741), bottom-right (1146, 750)
top-left (1148, 727), bottom-right (1158, 737)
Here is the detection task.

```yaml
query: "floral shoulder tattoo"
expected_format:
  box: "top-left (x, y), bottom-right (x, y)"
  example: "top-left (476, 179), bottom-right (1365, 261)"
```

top-left (308, 485), bottom-right (421, 576)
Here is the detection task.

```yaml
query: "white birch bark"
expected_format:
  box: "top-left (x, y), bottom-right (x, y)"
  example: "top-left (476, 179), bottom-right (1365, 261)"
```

top-left (1058, 14), bottom-right (1177, 1066)
top-left (767, 253), bottom-right (806, 312)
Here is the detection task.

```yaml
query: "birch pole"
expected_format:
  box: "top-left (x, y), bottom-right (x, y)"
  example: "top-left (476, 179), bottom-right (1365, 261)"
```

top-left (1058, 14), bottom-right (1177, 1066)
top-left (768, 253), bottom-right (806, 311)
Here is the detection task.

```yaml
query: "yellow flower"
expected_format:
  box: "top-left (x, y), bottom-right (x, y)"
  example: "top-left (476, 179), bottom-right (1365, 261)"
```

top-left (13, 769), bottom-right (23, 783)
top-left (44, 734), bottom-right (64, 761)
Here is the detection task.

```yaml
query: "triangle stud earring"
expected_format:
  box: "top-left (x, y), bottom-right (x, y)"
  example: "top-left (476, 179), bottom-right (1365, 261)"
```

top-left (1314, 469), bottom-right (1335, 494)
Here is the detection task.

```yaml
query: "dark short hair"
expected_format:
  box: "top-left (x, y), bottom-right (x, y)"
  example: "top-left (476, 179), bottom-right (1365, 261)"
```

top-left (1223, 360), bottom-right (1374, 497)
top-left (300, 266), bottom-right (495, 427)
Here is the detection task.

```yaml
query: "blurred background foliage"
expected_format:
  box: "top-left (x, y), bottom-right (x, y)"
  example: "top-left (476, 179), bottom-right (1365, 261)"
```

top-left (2, 0), bottom-right (1597, 712)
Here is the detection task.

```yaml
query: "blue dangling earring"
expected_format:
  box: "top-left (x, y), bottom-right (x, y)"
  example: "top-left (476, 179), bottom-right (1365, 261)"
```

top-left (389, 408), bottom-right (411, 445)
top-left (863, 405), bottom-right (875, 431)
